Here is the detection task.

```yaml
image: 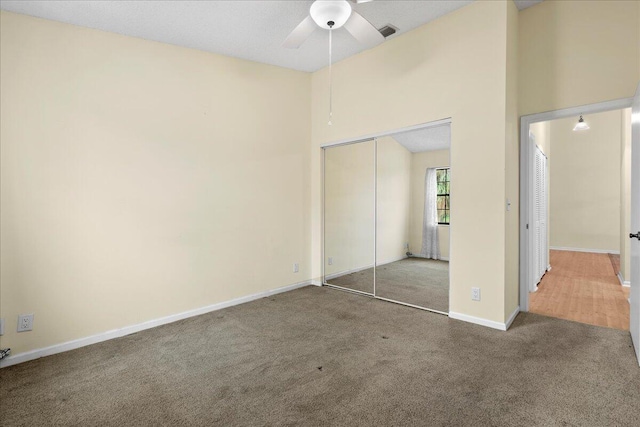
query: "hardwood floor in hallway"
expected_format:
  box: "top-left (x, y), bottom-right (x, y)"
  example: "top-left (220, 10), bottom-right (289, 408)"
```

top-left (530, 250), bottom-right (630, 330)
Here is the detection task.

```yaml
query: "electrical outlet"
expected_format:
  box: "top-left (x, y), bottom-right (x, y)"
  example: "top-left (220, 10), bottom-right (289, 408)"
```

top-left (0, 318), bottom-right (4, 336)
top-left (328, 257), bottom-right (333, 265)
top-left (471, 288), bottom-right (481, 301)
top-left (17, 314), bottom-right (34, 332)
top-left (293, 263), bottom-right (299, 273)
top-left (405, 243), bottom-right (409, 250)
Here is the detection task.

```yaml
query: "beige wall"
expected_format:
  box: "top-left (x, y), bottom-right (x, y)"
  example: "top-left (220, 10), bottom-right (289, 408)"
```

top-left (376, 137), bottom-right (412, 265)
top-left (549, 110), bottom-right (622, 252)
top-left (408, 150), bottom-right (450, 260)
top-left (620, 108), bottom-right (632, 282)
top-left (324, 141), bottom-right (376, 277)
top-left (311, 0), bottom-right (510, 323)
top-left (519, 0), bottom-right (640, 116)
top-left (0, 12), bottom-right (311, 355)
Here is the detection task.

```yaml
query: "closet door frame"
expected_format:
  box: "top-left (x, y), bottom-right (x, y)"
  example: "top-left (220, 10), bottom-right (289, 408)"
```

top-left (321, 118), bottom-right (452, 314)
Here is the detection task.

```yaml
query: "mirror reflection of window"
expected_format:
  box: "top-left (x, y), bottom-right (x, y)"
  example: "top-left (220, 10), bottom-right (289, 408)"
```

top-left (436, 168), bottom-right (450, 225)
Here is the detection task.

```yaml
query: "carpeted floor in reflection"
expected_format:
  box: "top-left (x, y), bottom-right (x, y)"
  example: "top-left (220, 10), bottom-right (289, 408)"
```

top-left (328, 257), bottom-right (449, 312)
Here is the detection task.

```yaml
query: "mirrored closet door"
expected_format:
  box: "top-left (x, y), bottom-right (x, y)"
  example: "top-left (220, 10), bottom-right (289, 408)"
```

top-left (323, 123), bottom-right (451, 313)
top-left (375, 127), bottom-right (451, 313)
top-left (323, 140), bottom-right (375, 295)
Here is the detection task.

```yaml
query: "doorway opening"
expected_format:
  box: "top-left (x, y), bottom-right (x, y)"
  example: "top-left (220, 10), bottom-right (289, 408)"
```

top-left (519, 99), bottom-right (633, 331)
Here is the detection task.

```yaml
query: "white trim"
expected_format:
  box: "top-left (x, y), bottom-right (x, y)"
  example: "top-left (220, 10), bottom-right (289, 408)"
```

top-left (519, 97), bottom-right (633, 312)
top-left (549, 246), bottom-right (620, 255)
top-left (523, 98), bottom-right (634, 126)
top-left (618, 272), bottom-right (631, 288)
top-left (449, 311), bottom-right (510, 331)
top-left (0, 280), bottom-right (311, 368)
top-left (324, 264), bottom-right (374, 281)
top-left (374, 137), bottom-right (378, 296)
top-left (311, 279), bottom-right (323, 286)
top-left (377, 254), bottom-right (410, 266)
top-left (411, 254), bottom-right (449, 262)
top-left (320, 117), bottom-right (452, 149)
top-left (505, 306), bottom-right (520, 330)
top-left (324, 255), bottom-right (411, 281)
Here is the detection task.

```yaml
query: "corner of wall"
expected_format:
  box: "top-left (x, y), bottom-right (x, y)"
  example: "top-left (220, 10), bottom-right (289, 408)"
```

top-left (504, 0), bottom-right (520, 322)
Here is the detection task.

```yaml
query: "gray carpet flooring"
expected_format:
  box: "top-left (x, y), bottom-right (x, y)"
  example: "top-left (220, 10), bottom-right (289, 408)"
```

top-left (328, 257), bottom-right (449, 312)
top-left (1, 286), bottom-right (639, 426)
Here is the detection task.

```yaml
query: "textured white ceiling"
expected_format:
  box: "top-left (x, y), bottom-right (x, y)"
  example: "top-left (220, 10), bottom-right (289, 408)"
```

top-left (392, 124), bottom-right (450, 153)
top-left (0, 1), bottom-right (543, 73)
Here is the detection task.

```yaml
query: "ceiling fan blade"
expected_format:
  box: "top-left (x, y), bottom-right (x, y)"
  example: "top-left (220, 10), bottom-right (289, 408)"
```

top-left (349, 0), bottom-right (374, 3)
top-left (283, 16), bottom-right (317, 49)
top-left (343, 11), bottom-right (384, 48)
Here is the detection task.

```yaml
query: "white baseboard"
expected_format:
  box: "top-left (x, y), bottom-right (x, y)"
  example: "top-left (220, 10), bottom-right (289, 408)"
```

top-left (324, 264), bottom-right (374, 281)
top-left (311, 279), bottom-right (323, 286)
top-left (410, 255), bottom-right (449, 262)
top-left (618, 272), bottom-right (631, 288)
top-left (550, 246), bottom-right (620, 255)
top-left (505, 306), bottom-right (521, 330)
top-left (378, 254), bottom-right (410, 266)
top-left (0, 280), bottom-right (311, 368)
top-left (449, 307), bottom-right (519, 332)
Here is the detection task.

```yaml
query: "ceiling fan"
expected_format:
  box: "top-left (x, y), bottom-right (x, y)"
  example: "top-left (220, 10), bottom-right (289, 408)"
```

top-left (283, 0), bottom-right (384, 49)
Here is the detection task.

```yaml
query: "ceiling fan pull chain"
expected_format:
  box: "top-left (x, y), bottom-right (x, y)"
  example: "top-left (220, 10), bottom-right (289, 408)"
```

top-left (328, 26), bottom-right (333, 126)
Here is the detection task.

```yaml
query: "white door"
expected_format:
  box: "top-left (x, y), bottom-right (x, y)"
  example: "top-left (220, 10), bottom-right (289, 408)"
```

top-left (532, 147), bottom-right (541, 290)
top-left (630, 83), bottom-right (640, 365)
top-left (532, 145), bottom-right (548, 290)
top-left (539, 151), bottom-right (548, 277)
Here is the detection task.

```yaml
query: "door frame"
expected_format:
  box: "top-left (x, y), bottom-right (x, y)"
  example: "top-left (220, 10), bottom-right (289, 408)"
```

top-left (519, 97), bottom-right (633, 312)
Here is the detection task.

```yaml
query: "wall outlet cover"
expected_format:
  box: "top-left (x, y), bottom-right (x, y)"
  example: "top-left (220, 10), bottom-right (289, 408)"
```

top-left (328, 257), bottom-right (333, 265)
top-left (471, 287), bottom-right (481, 301)
top-left (0, 318), bottom-right (4, 336)
top-left (293, 263), bottom-right (299, 273)
top-left (17, 314), bottom-right (34, 332)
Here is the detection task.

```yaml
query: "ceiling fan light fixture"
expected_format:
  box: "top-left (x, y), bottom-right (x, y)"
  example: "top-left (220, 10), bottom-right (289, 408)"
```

top-left (310, 0), bottom-right (352, 30)
top-left (572, 115), bottom-right (590, 131)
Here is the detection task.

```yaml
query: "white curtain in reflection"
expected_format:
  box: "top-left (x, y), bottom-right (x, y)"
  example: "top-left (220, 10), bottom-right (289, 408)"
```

top-left (420, 168), bottom-right (440, 259)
